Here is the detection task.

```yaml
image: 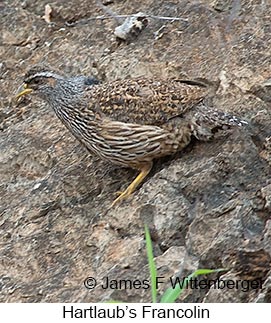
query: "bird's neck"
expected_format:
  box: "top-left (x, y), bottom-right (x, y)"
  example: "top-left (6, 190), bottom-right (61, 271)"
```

top-left (45, 79), bottom-right (83, 105)
top-left (43, 79), bottom-right (83, 116)
top-left (44, 80), bottom-right (98, 140)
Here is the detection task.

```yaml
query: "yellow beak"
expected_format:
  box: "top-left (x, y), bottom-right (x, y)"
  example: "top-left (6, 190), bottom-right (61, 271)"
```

top-left (15, 83), bottom-right (33, 100)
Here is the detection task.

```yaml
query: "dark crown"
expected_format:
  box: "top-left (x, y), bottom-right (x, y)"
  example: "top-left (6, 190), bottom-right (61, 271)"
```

top-left (24, 65), bottom-right (64, 83)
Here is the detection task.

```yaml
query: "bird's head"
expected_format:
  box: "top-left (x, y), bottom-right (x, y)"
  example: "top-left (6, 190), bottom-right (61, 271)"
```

top-left (16, 66), bottom-right (66, 101)
top-left (16, 65), bottom-right (100, 103)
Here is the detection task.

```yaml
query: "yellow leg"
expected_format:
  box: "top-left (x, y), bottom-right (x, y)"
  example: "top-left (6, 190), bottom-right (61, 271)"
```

top-left (111, 162), bottom-right (153, 207)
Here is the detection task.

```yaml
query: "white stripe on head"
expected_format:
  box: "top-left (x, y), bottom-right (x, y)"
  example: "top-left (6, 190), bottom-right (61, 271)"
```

top-left (30, 71), bottom-right (63, 80)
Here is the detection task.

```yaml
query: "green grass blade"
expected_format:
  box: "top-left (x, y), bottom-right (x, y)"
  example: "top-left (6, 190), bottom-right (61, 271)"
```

top-left (144, 225), bottom-right (157, 303)
top-left (160, 268), bottom-right (226, 303)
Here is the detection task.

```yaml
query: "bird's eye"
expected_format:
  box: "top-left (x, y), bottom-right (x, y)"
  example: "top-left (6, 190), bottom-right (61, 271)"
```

top-left (32, 78), bottom-right (41, 85)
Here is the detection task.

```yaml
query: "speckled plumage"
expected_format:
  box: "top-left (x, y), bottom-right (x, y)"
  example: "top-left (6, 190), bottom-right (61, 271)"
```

top-left (83, 78), bottom-right (207, 125)
top-left (16, 66), bottom-right (247, 206)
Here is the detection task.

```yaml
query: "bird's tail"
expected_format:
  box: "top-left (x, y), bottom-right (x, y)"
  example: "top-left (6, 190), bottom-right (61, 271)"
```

top-left (190, 105), bottom-right (247, 141)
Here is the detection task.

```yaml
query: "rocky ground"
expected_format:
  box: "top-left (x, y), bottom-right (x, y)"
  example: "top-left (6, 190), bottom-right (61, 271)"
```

top-left (0, 0), bottom-right (271, 302)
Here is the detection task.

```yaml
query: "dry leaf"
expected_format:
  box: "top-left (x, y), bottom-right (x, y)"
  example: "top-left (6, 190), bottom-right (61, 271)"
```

top-left (42, 4), bottom-right (52, 24)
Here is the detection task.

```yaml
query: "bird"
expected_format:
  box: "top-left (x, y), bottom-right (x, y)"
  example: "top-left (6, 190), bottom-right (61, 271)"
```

top-left (16, 65), bottom-right (247, 206)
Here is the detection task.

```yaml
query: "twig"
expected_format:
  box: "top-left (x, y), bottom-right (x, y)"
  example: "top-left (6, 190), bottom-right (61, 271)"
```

top-left (148, 14), bottom-right (188, 22)
top-left (65, 14), bottom-right (188, 27)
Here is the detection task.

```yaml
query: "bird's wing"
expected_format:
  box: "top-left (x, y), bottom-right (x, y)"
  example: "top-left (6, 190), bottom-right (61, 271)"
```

top-left (84, 78), bottom-right (208, 126)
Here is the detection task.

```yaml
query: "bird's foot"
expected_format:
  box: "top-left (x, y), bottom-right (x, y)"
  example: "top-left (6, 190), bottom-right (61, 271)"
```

top-left (110, 162), bottom-right (153, 208)
top-left (114, 190), bottom-right (124, 197)
top-left (110, 187), bottom-right (133, 208)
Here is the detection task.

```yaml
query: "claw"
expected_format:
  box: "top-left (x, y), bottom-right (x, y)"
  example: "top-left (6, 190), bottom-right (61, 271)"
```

top-left (111, 190), bottom-right (131, 207)
top-left (114, 190), bottom-right (124, 197)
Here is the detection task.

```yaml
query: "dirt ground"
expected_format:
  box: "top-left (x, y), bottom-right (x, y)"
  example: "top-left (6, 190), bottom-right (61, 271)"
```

top-left (1, 0), bottom-right (271, 302)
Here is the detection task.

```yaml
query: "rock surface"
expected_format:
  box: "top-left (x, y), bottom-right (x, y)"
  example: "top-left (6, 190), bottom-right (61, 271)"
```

top-left (0, 0), bottom-right (270, 302)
